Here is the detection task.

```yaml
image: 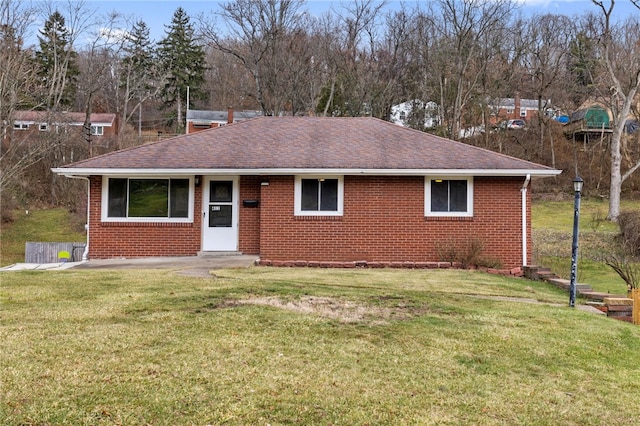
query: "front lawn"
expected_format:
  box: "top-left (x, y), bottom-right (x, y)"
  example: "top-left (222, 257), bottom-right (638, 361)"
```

top-left (1, 267), bottom-right (638, 425)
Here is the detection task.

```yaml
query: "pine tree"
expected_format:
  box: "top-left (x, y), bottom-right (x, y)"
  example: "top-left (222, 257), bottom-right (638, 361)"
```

top-left (35, 11), bottom-right (79, 110)
top-left (568, 31), bottom-right (597, 106)
top-left (121, 20), bottom-right (157, 131)
top-left (158, 7), bottom-right (206, 132)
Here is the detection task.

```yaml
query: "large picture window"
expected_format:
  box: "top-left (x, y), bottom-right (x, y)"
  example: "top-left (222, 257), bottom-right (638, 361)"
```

top-left (425, 177), bottom-right (473, 217)
top-left (103, 177), bottom-right (192, 221)
top-left (295, 176), bottom-right (343, 216)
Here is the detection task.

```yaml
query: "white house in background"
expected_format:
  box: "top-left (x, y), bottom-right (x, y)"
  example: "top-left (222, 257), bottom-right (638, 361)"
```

top-left (390, 100), bottom-right (439, 129)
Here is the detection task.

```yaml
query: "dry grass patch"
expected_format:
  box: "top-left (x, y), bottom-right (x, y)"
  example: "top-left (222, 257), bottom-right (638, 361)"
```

top-left (232, 295), bottom-right (428, 324)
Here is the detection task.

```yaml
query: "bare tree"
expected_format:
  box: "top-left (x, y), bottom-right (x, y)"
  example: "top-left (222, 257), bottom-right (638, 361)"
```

top-left (0, 0), bottom-right (53, 216)
top-left (75, 12), bottom-right (126, 155)
top-left (199, 0), bottom-right (305, 115)
top-left (521, 14), bottom-right (575, 166)
top-left (330, 0), bottom-right (387, 117)
top-left (429, 0), bottom-right (514, 140)
top-left (592, 0), bottom-right (640, 221)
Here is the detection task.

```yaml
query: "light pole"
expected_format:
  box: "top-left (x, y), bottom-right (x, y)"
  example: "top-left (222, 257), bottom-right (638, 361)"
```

top-left (569, 176), bottom-right (584, 308)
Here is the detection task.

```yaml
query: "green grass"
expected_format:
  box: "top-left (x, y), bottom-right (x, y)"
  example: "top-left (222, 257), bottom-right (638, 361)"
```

top-left (0, 208), bottom-right (86, 267)
top-left (532, 198), bottom-right (640, 294)
top-left (2, 267), bottom-right (639, 425)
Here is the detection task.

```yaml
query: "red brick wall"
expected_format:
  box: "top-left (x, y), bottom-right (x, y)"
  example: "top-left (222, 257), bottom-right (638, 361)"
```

top-left (238, 176), bottom-right (261, 254)
top-left (88, 176), bottom-right (203, 258)
top-left (87, 175), bottom-right (530, 268)
top-left (259, 175), bottom-right (529, 268)
top-left (186, 122), bottom-right (219, 134)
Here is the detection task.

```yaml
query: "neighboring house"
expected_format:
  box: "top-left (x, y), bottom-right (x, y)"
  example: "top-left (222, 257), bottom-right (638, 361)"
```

top-left (53, 117), bottom-right (560, 269)
top-left (390, 100), bottom-right (439, 129)
top-left (489, 96), bottom-right (551, 125)
top-left (186, 108), bottom-right (262, 134)
top-left (9, 111), bottom-right (118, 139)
top-left (563, 105), bottom-right (613, 142)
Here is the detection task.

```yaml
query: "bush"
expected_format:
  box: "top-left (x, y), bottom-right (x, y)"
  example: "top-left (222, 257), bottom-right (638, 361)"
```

top-left (618, 211), bottom-right (640, 257)
top-left (436, 238), bottom-right (502, 269)
top-left (1, 193), bottom-right (17, 223)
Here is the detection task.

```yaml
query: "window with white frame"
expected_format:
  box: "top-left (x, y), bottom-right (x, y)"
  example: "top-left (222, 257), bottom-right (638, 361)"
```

top-left (13, 123), bottom-right (29, 130)
top-left (102, 177), bottom-right (192, 222)
top-left (295, 176), bottom-right (343, 216)
top-left (425, 177), bottom-right (473, 217)
top-left (91, 125), bottom-right (104, 136)
top-left (39, 123), bottom-right (48, 131)
top-left (520, 109), bottom-right (527, 117)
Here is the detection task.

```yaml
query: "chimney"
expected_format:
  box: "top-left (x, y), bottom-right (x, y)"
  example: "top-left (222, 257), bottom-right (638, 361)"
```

top-left (514, 93), bottom-right (521, 119)
top-left (227, 107), bottom-right (234, 125)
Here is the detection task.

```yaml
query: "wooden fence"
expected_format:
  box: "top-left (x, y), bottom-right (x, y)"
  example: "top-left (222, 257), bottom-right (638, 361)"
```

top-left (25, 242), bottom-right (86, 263)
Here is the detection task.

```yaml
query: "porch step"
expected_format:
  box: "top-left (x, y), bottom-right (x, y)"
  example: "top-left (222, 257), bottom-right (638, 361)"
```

top-left (523, 266), bottom-right (558, 281)
top-left (546, 277), bottom-right (592, 293)
top-left (581, 291), bottom-right (628, 302)
top-left (197, 251), bottom-right (244, 258)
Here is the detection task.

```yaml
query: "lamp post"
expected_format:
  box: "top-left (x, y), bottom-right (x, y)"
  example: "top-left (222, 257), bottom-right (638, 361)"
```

top-left (569, 176), bottom-right (584, 308)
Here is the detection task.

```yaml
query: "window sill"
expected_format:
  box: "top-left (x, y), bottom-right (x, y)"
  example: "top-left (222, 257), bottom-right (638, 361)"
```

top-left (424, 216), bottom-right (473, 222)
top-left (100, 221), bottom-right (194, 227)
top-left (293, 215), bottom-right (343, 221)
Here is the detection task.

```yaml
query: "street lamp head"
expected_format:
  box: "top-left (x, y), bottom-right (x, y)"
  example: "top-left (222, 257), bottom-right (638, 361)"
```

top-left (573, 176), bottom-right (584, 193)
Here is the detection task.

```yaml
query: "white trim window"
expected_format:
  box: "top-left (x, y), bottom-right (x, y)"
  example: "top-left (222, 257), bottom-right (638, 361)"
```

top-left (425, 177), bottom-right (473, 217)
top-left (102, 177), bottom-right (194, 222)
top-left (91, 125), bottom-right (104, 136)
top-left (39, 123), bottom-right (48, 131)
top-left (13, 123), bottom-right (29, 130)
top-left (295, 176), bottom-right (343, 216)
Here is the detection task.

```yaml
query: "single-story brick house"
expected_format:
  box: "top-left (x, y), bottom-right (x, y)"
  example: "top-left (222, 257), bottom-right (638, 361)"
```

top-left (53, 117), bottom-right (560, 268)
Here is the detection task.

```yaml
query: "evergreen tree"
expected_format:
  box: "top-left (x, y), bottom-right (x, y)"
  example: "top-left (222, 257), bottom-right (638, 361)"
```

top-left (121, 20), bottom-right (157, 129)
top-left (158, 7), bottom-right (206, 132)
top-left (35, 11), bottom-right (79, 110)
top-left (568, 31), bottom-right (598, 106)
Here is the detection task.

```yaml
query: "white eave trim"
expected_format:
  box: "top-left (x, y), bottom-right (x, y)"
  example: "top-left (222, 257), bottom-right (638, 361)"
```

top-left (52, 167), bottom-right (562, 178)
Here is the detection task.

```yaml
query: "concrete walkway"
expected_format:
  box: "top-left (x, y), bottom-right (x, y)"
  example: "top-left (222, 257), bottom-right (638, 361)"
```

top-left (0, 255), bottom-right (259, 276)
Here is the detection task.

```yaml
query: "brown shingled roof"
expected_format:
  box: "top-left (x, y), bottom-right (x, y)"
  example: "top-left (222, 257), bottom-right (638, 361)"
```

top-left (57, 116), bottom-right (558, 174)
top-left (14, 111), bottom-right (115, 125)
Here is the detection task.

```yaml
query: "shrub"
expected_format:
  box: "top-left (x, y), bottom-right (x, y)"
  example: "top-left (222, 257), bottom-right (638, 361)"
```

top-left (618, 211), bottom-right (640, 257)
top-left (606, 255), bottom-right (639, 290)
top-left (436, 238), bottom-right (502, 269)
top-left (1, 190), bottom-right (17, 223)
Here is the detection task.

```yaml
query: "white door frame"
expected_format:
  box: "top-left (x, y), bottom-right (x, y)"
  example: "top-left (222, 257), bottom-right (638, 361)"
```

top-left (201, 176), bottom-right (239, 252)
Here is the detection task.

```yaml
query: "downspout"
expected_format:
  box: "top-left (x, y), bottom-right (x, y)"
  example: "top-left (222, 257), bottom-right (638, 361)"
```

top-left (521, 174), bottom-right (531, 266)
top-left (65, 175), bottom-right (90, 261)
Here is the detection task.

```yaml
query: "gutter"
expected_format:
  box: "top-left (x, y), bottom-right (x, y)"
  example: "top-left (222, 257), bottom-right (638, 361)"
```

top-left (52, 167), bottom-right (563, 178)
top-left (521, 174), bottom-right (531, 266)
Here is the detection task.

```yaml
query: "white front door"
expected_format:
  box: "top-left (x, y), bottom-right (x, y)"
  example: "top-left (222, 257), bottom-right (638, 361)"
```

top-left (202, 177), bottom-right (239, 251)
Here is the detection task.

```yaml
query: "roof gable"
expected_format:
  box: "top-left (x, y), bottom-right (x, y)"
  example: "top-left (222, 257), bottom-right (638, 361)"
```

top-left (56, 117), bottom-right (559, 176)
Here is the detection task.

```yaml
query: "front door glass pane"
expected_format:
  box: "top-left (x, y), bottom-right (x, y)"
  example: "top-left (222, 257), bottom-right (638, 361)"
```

top-left (209, 204), bottom-right (232, 227)
top-left (210, 181), bottom-right (232, 202)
